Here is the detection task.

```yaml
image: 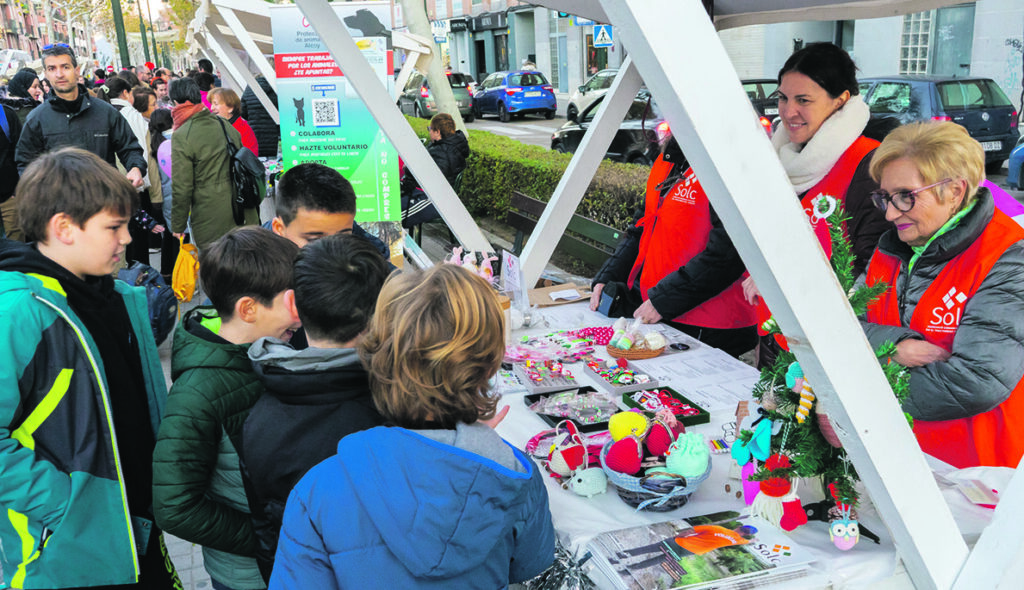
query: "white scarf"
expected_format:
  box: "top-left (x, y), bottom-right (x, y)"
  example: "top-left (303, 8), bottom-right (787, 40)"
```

top-left (771, 95), bottom-right (870, 194)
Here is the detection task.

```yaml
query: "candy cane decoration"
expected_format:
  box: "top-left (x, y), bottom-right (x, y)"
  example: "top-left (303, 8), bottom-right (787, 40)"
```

top-left (795, 379), bottom-right (815, 424)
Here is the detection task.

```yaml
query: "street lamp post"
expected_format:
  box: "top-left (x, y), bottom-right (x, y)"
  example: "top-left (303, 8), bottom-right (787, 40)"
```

top-left (135, 0), bottom-right (151, 64)
top-left (110, 0), bottom-right (131, 68)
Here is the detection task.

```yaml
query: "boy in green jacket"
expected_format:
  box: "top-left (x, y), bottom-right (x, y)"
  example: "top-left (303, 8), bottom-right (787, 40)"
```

top-left (153, 226), bottom-right (299, 590)
top-left (0, 147), bottom-right (179, 588)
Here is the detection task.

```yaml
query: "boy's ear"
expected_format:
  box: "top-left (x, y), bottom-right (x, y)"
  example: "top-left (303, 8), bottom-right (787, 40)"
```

top-left (270, 217), bottom-right (287, 237)
top-left (48, 213), bottom-right (77, 246)
top-left (235, 296), bottom-right (259, 324)
top-left (283, 289), bottom-right (299, 322)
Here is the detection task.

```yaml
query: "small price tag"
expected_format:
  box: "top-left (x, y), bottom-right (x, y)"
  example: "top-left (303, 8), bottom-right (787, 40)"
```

top-left (955, 479), bottom-right (1000, 508)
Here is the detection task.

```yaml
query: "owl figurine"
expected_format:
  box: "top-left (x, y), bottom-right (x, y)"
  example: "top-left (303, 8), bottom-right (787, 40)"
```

top-left (829, 518), bottom-right (860, 551)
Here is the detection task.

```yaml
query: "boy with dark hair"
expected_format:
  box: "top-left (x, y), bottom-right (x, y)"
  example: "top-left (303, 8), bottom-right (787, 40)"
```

top-left (241, 233), bottom-right (390, 582)
top-left (269, 162), bottom-right (389, 258)
top-left (0, 147), bottom-right (180, 588)
top-left (152, 226), bottom-right (300, 590)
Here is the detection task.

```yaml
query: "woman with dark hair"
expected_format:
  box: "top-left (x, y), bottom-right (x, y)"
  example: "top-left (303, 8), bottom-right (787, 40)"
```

top-left (150, 108), bottom-right (178, 279)
top-left (118, 69), bottom-right (141, 88)
top-left (742, 42), bottom-right (890, 364)
top-left (3, 68), bottom-right (42, 123)
top-left (169, 77), bottom-right (257, 249)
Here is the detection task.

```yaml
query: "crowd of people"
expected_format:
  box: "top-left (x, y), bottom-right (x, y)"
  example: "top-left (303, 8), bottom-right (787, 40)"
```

top-left (1, 39), bottom-right (1023, 590)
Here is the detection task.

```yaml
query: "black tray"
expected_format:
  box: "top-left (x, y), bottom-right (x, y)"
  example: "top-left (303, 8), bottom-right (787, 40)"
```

top-left (524, 387), bottom-right (617, 433)
top-left (621, 386), bottom-right (711, 427)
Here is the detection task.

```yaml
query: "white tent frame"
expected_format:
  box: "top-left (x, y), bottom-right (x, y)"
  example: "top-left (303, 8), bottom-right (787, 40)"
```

top-left (190, 1), bottom-right (1023, 587)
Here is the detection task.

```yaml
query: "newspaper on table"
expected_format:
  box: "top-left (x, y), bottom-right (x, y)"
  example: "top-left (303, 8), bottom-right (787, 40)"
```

top-left (584, 511), bottom-right (815, 590)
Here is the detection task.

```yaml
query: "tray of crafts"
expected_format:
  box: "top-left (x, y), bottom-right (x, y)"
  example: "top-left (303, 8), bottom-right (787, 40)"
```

top-left (582, 358), bottom-right (659, 395)
top-left (621, 386), bottom-right (711, 427)
top-left (513, 361), bottom-right (583, 394)
top-left (523, 387), bottom-right (624, 433)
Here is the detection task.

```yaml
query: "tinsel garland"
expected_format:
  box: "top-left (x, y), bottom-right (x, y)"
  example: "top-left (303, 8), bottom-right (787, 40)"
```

top-left (522, 540), bottom-right (596, 590)
top-left (745, 206), bottom-right (912, 506)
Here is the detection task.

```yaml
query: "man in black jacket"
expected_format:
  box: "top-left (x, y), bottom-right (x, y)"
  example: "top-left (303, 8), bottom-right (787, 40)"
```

top-left (400, 112), bottom-right (469, 228)
top-left (15, 45), bottom-right (146, 186)
top-left (0, 103), bottom-right (23, 239)
top-left (240, 233), bottom-right (389, 582)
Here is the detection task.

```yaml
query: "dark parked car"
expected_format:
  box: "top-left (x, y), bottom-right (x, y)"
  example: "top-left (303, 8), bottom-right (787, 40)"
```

top-left (859, 76), bottom-right (1019, 173)
top-left (743, 78), bottom-right (780, 119)
top-left (473, 70), bottom-right (557, 122)
top-left (397, 71), bottom-right (475, 122)
top-left (550, 88), bottom-right (667, 165)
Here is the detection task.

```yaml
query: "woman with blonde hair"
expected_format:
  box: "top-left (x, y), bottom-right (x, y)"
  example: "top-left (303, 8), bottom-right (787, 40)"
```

top-left (862, 120), bottom-right (1024, 468)
top-left (271, 264), bottom-right (555, 588)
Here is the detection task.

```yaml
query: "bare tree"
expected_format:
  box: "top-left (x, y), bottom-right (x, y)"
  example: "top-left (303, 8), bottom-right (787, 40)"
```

top-left (399, 0), bottom-right (465, 134)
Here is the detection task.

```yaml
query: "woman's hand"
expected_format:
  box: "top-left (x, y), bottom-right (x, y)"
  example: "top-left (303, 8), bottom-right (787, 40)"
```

top-left (894, 339), bottom-right (951, 367)
top-left (741, 276), bottom-right (760, 305)
top-left (589, 283), bottom-right (605, 311)
top-left (633, 300), bottom-right (663, 324)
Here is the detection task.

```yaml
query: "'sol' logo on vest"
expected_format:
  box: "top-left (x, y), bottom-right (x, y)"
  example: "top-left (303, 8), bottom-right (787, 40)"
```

top-left (930, 286), bottom-right (968, 334)
top-left (670, 171), bottom-right (700, 206)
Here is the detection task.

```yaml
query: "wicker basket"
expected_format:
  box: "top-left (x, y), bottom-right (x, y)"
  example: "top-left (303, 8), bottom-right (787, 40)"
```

top-left (599, 440), bottom-right (712, 511)
top-left (606, 344), bottom-right (666, 360)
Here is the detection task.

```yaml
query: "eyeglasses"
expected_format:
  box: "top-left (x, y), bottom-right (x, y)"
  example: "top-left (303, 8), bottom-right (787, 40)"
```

top-left (870, 178), bottom-right (952, 213)
top-left (42, 43), bottom-right (70, 51)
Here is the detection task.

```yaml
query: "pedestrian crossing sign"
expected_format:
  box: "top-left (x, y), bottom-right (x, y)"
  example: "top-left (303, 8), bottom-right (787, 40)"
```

top-left (593, 25), bottom-right (613, 48)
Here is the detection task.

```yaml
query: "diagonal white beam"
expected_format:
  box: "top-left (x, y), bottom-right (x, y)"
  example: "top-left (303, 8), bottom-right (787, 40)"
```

top-left (218, 7), bottom-right (277, 87)
top-left (520, 56), bottom-right (642, 287)
top-left (206, 14), bottom-right (279, 124)
top-left (953, 457), bottom-right (1024, 588)
top-left (599, 1), bottom-right (968, 588)
top-left (198, 33), bottom-right (243, 92)
top-left (292, 0), bottom-right (491, 253)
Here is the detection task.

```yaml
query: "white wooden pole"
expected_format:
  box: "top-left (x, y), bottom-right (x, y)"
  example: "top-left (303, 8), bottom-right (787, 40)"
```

top-left (520, 56), bottom-right (643, 287)
top-left (292, 0), bottom-right (492, 253)
top-left (953, 457), bottom-right (1024, 588)
top-left (198, 33), bottom-right (243, 94)
top-left (598, 1), bottom-right (969, 588)
top-left (217, 7), bottom-right (278, 87)
top-left (205, 21), bottom-right (280, 125)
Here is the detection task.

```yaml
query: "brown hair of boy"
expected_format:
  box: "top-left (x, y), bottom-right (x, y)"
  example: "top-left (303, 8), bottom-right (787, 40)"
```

top-left (199, 227), bottom-right (300, 320)
top-left (16, 147), bottom-right (138, 243)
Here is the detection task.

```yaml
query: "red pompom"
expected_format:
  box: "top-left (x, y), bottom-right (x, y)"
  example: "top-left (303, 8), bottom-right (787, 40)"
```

top-left (605, 436), bottom-right (643, 475)
top-left (764, 453), bottom-right (792, 472)
top-left (645, 421), bottom-right (674, 456)
top-left (760, 476), bottom-right (792, 497)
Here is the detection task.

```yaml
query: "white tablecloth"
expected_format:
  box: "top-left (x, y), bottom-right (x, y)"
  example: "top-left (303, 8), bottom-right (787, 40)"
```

top-left (495, 302), bottom-right (997, 589)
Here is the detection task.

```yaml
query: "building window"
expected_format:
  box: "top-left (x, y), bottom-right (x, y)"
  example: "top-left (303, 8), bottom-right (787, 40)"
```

top-left (900, 11), bottom-right (933, 75)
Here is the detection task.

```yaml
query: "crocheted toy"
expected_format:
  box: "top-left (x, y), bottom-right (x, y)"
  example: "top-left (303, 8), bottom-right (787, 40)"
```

top-left (664, 432), bottom-right (710, 479)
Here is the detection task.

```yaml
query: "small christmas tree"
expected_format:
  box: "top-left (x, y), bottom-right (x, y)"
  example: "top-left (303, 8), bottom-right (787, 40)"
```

top-left (738, 204), bottom-right (911, 542)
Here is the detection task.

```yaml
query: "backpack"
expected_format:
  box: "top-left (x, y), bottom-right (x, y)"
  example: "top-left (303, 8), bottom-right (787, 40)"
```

top-left (216, 118), bottom-right (266, 224)
top-left (172, 236), bottom-right (200, 302)
top-left (118, 261), bottom-right (178, 346)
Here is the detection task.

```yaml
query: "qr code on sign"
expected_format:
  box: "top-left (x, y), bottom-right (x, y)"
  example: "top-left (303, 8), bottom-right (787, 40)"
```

top-left (312, 98), bottom-right (340, 127)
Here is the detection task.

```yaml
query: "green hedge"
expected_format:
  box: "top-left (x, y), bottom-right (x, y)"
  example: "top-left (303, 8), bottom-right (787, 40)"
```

top-left (405, 115), bottom-right (648, 231)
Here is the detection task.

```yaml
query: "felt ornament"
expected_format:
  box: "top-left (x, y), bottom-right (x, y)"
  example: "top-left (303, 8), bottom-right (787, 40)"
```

top-left (785, 362), bottom-right (816, 424)
top-left (730, 418), bottom-right (772, 465)
top-left (740, 461), bottom-right (760, 506)
top-left (567, 467), bottom-right (607, 498)
top-left (665, 432), bottom-right (710, 478)
top-left (645, 419), bottom-right (675, 456)
top-left (605, 435), bottom-right (644, 475)
top-left (750, 454), bottom-right (793, 527)
top-left (547, 439), bottom-right (587, 476)
top-left (778, 484), bottom-right (808, 532)
top-left (608, 411), bottom-right (649, 442)
top-left (830, 518), bottom-right (860, 551)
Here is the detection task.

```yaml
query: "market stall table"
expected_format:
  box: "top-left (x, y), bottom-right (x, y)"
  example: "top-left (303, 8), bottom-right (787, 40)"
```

top-left (495, 302), bottom-right (998, 589)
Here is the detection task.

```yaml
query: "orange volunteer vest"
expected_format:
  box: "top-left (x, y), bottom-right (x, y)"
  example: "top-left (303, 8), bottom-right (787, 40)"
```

top-left (866, 208), bottom-right (1024, 468)
top-left (755, 135), bottom-right (880, 345)
top-left (627, 156), bottom-right (755, 329)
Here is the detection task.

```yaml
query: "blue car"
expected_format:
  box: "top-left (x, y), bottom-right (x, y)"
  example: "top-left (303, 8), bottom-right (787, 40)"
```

top-left (1009, 135), bottom-right (1024, 190)
top-left (473, 70), bottom-right (557, 122)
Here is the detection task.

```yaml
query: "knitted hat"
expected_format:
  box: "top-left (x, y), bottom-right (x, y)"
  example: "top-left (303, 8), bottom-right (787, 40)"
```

top-left (8, 68), bottom-right (39, 99)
